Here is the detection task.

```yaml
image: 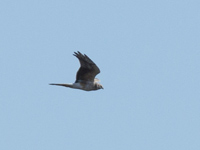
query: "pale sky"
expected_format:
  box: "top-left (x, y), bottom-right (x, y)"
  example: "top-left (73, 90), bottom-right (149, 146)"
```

top-left (1, 0), bottom-right (200, 150)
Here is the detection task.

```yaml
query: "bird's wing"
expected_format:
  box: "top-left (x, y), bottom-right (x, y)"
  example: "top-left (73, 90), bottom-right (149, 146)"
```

top-left (73, 51), bottom-right (100, 82)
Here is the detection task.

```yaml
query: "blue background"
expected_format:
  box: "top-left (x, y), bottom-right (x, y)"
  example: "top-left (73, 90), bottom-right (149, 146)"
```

top-left (1, 0), bottom-right (200, 149)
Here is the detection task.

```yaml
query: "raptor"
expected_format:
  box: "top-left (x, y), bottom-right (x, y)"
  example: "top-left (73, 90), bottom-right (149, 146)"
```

top-left (50, 51), bottom-right (103, 91)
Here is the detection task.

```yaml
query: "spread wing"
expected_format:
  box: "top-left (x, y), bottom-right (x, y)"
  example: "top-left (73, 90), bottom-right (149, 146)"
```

top-left (73, 51), bottom-right (100, 82)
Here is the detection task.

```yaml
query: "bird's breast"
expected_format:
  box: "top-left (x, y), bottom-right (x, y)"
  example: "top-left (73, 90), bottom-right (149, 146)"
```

top-left (72, 83), bottom-right (83, 89)
top-left (73, 82), bottom-right (95, 91)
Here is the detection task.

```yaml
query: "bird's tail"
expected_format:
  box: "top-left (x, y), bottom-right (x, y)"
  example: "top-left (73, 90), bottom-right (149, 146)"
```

top-left (49, 83), bottom-right (73, 88)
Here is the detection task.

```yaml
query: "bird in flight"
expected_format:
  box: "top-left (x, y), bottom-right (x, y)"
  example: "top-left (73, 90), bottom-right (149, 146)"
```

top-left (50, 51), bottom-right (103, 91)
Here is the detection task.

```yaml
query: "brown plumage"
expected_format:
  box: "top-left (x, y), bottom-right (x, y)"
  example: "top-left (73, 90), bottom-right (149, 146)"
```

top-left (73, 51), bottom-right (100, 82)
top-left (50, 51), bottom-right (103, 91)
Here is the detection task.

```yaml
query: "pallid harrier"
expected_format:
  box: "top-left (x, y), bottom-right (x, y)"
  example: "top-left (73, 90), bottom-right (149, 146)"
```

top-left (50, 51), bottom-right (103, 91)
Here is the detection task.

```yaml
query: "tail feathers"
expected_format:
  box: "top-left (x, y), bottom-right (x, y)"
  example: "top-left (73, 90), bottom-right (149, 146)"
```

top-left (49, 83), bottom-right (73, 88)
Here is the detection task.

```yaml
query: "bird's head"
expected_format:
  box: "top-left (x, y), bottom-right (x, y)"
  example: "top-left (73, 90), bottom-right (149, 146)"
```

top-left (95, 83), bottom-right (104, 90)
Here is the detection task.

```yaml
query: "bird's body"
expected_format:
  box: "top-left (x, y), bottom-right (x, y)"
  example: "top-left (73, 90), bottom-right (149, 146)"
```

top-left (50, 51), bottom-right (103, 91)
top-left (50, 81), bottom-right (100, 91)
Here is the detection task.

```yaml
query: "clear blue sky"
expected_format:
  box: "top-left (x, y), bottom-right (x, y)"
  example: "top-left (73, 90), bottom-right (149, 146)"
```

top-left (1, 0), bottom-right (200, 150)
